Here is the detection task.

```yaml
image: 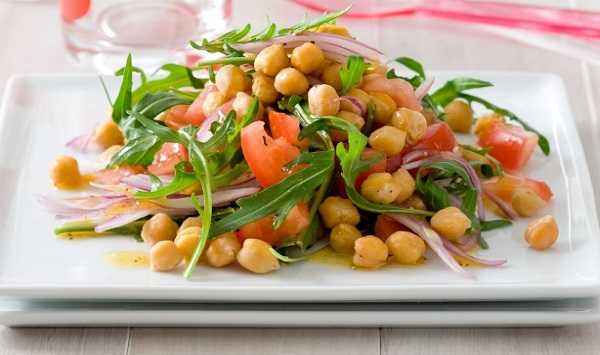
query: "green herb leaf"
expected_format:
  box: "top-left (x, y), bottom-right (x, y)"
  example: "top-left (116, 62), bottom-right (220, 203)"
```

top-left (340, 55), bottom-right (369, 94)
top-left (112, 54), bottom-right (133, 123)
top-left (277, 95), bottom-right (303, 113)
top-left (362, 101), bottom-right (376, 136)
top-left (134, 162), bottom-right (197, 200)
top-left (481, 219), bottom-right (512, 231)
top-left (109, 134), bottom-right (161, 167)
top-left (430, 77), bottom-right (493, 107)
top-left (207, 65), bottom-right (216, 83)
top-left (417, 177), bottom-right (451, 211)
top-left (393, 57), bottom-right (426, 79)
top-left (129, 64), bottom-right (205, 104)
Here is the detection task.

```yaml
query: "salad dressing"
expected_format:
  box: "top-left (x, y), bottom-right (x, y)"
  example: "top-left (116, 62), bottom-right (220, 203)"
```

top-left (106, 251), bottom-right (149, 268)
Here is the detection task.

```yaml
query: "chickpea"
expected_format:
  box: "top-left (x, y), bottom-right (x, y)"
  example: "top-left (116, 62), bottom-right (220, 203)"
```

top-left (330, 110), bottom-right (365, 142)
top-left (308, 84), bottom-right (340, 116)
top-left (252, 73), bottom-right (279, 104)
top-left (150, 240), bottom-right (183, 272)
top-left (141, 213), bottom-right (179, 246)
top-left (330, 223), bottom-right (362, 254)
top-left (320, 63), bottom-right (343, 91)
top-left (524, 215), bottom-right (559, 250)
top-left (205, 232), bottom-right (241, 267)
top-left (215, 64), bottom-right (249, 99)
top-left (202, 90), bottom-right (227, 117)
top-left (353, 236), bottom-right (388, 268)
top-left (179, 216), bottom-right (202, 231)
top-left (274, 67), bottom-right (309, 96)
top-left (236, 239), bottom-right (280, 274)
top-left (318, 196), bottom-right (361, 228)
top-left (365, 61), bottom-right (388, 76)
top-left (291, 42), bottom-right (325, 74)
top-left (390, 108), bottom-right (427, 144)
top-left (50, 155), bottom-right (83, 190)
top-left (368, 126), bottom-right (407, 156)
top-left (174, 226), bottom-right (202, 260)
top-left (340, 88), bottom-right (370, 112)
top-left (232, 92), bottom-right (264, 120)
top-left (430, 207), bottom-right (472, 240)
top-left (368, 91), bottom-right (397, 124)
top-left (386, 231), bottom-right (426, 265)
top-left (100, 145), bottom-right (122, 164)
top-left (444, 99), bottom-right (473, 133)
top-left (254, 44), bottom-right (290, 76)
top-left (473, 113), bottom-right (503, 135)
top-left (361, 172), bottom-right (401, 204)
top-left (391, 168), bottom-right (416, 204)
top-left (400, 195), bottom-right (427, 210)
top-left (94, 120), bottom-right (124, 149)
top-left (512, 187), bottom-right (546, 217)
top-left (314, 24), bottom-right (352, 38)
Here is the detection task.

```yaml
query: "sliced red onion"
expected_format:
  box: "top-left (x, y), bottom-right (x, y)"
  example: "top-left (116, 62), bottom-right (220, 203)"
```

top-left (322, 50), bottom-right (349, 64)
top-left (484, 191), bottom-right (518, 220)
top-left (66, 132), bottom-right (100, 153)
top-left (415, 77), bottom-right (435, 101)
top-left (95, 210), bottom-right (155, 232)
top-left (401, 158), bottom-right (430, 171)
top-left (442, 239), bottom-right (506, 267)
top-left (307, 76), bottom-right (323, 86)
top-left (120, 174), bottom-right (174, 192)
top-left (196, 100), bottom-right (233, 142)
top-left (222, 178), bottom-right (260, 190)
top-left (386, 214), bottom-right (472, 279)
top-left (37, 194), bottom-right (130, 215)
top-left (402, 149), bottom-right (437, 164)
top-left (339, 96), bottom-right (366, 116)
top-left (157, 186), bottom-right (260, 209)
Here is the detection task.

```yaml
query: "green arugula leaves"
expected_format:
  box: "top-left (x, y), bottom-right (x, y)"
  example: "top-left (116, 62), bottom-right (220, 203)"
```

top-left (340, 55), bottom-right (369, 94)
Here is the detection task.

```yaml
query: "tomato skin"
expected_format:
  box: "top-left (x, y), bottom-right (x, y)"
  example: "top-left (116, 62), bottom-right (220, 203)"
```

top-left (268, 111), bottom-right (309, 148)
top-left (147, 143), bottom-right (188, 176)
top-left (355, 148), bottom-right (387, 189)
top-left (409, 123), bottom-right (457, 152)
top-left (477, 121), bottom-right (538, 171)
top-left (241, 121), bottom-right (300, 187)
top-left (93, 165), bottom-right (145, 185)
top-left (163, 105), bottom-right (191, 130)
top-left (238, 203), bottom-right (310, 246)
top-left (483, 174), bottom-right (553, 202)
top-left (374, 215), bottom-right (409, 241)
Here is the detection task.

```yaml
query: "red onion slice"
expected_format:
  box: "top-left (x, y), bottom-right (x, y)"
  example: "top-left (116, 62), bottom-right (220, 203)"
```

top-left (442, 239), bottom-right (506, 267)
top-left (386, 214), bottom-right (472, 278)
top-left (484, 191), bottom-right (518, 220)
top-left (196, 100), bottom-right (234, 142)
top-left (66, 132), bottom-right (100, 153)
top-left (156, 186), bottom-right (261, 209)
top-left (402, 149), bottom-right (438, 164)
top-left (95, 210), bottom-right (155, 232)
top-left (339, 96), bottom-right (366, 116)
top-left (415, 77), bottom-right (435, 101)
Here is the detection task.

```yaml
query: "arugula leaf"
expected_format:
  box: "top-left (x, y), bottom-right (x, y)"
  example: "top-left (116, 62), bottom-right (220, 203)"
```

top-left (394, 57), bottom-right (426, 79)
top-left (430, 77), bottom-right (493, 107)
top-left (460, 93), bottom-right (550, 156)
top-left (340, 55), bottom-right (369, 94)
top-left (459, 144), bottom-right (490, 156)
top-left (54, 220), bottom-right (145, 241)
top-left (362, 101), bottom-right (376, 136)
top-left (222, 97), bottom-right (259, 164)
top-left (277, 95), bottom-right (303, 113)
top-left (209, 150), bottom-right (335, 237)
top-left (301, 117), bottom-right (433, 217)
top-left (481, 219), bottom-right (512, 231)
top-left (417, 177), bottom-right (451, 211)
top-left (212, 162), bottom-right (249, 188)
top-left (134, 162), bottom-right (197, 200)
top-left (109, 134), bottom-right (161, 167)
top-left (278, 6), bottom-right (351, 35)
top-left (207, 65), bottom-right (216, 83)
top-left (112, 54), bottom-right (133, 124)
top-left (129, 64), bottom-right (204, 103)
top-left (202, 111), bottom-right (235, 151)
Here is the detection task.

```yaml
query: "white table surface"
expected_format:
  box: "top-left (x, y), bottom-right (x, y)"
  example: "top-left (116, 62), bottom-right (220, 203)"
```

top-left (1, 0), bottom-right (600, 354)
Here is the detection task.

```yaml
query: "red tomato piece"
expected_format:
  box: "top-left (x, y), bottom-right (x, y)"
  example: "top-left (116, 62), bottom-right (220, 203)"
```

top-left (147, 143), bottom-right (188, 176)
top-left (268, 111), bottom-right (309, 148)
top-left (60, 0), bottom-right (90, 21)
top-left (182, 85), bottom-right (218, 126)
top-left (409, 123), bottom-right (457, 152)
top-left (237, 203), bottom-right (310, 246)
top-left (477, 121), bottom-right (538, 171)
top-left (241, 121), bottom-right (300, 187)
top-left (374, 215), bottom-right (409, 241)
top-left (355, 148), bottom-right (387, 190)
top-left (93, 165), bottom-right (145, 185)
top-left (163, 105), bottom-right (191, 130)
top-left (483, 174), bottom-right (553, 202)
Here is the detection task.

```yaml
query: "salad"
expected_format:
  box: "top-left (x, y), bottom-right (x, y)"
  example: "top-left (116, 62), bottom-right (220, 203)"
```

top-left (43, 7), bottom-right (558, 278)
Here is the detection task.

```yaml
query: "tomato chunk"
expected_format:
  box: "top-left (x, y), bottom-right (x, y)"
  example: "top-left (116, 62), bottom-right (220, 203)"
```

top-left (238, 203), bottom-right (310, 245)
top-left (163, 105), bottom-right (191, 130)
top-left (241, 121), bottom-right (300, 187)
top-left (268, 111), bottom-right (309, 148)
top-left (477, 121), bottom-right (538, 171)
top-left (409, 122), bottom-right (457, 152)
top-left (147, 143), bottom-right (188, 176)
top-left (374, 215), bottom-right (409, 241)
top-left (483, 174), bottom-right (553, 202)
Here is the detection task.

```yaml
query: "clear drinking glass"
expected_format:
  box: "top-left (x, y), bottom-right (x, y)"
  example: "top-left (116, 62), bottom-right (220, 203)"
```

top-left (60, 0), bottom-right (231, 74)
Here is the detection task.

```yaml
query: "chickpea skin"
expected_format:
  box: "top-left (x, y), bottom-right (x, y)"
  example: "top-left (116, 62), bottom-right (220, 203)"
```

top-left (100, 145), bottom-right (122, 164)
top-left (291, 42), bottom-right (325, 74)
top-left (361, 172), bottom-right (402, 204)
top-left (320, 63), bottom-right (343, 91)
top-left (330, 223), bottom-right (362, 254)
top-left (202, 90), bottom-right (227, 117)
top-left (205, 232), bottom-right (241, 267)
top-left (141, 213), bottom-right (179, 246)
top-left (368, 92), bottom-right (397, 124)
top-left (254, 44), bottom-right (290, 76)
top-left (368, 125), bottom-right (407, 156)
top-left (430, 207), bottom-right (472, 240)
top-left (390, 108), bottom-right (428, 144)
top-left (236, 239), bottom-right (280, 274)
top-left (179, 216), bottom-right (202, 231)
top-left (252, 73), bottom-right (279, 104)
top-left (444, 99), bottom-right (473, 133)
top-left (386, 231), bottom-right (426, 265)
top-left (314, 24), bottom-right (352, 38)
top-left (94, 120), bottom-right (124, 148)
top-left (232, 92), bottom-right (264, 120)
top-left (308, 84), bottom-right (340, 116)
top-left (511, 187), bottom-right (546, 217)
top-left (330, 110), bottom-right (365, 142)
top-left (50, 155), bottom-right (83, 190)
top-left (524, 215), bottom-right (559, 250)
top-left (319, 196), bottom-right (361, 228)
top-left (215, 64), bottom-right (249, 99)
top-left (150, 240), bottom-right (183, 272)
top-left (353, 236), bottom-right (389, 269)
top-left (400, 195), bottom-right (427, 210)
top-left (274, 67), bottom-right (309, 96)
top-left (391, 168), bottom-right (416, 204)
top-left (340, 88), bottom-right (371, 112)
top-left (174, 226), bottom-right (202, 260)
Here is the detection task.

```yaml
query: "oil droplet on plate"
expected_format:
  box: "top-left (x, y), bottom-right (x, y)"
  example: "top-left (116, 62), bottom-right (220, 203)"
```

top-left (106, 251), bottom-right (149, 268)
top-left (308, 247), bottom-right (353, 267)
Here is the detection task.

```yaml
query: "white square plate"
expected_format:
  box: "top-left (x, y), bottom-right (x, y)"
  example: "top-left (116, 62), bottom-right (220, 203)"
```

top-left (0, 72), bottom-right (599, 302)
